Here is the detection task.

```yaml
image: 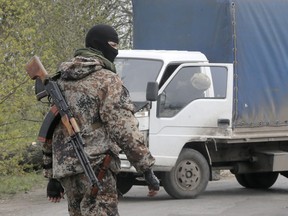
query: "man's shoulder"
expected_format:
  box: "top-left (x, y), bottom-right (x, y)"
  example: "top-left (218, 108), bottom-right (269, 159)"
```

top-left (73, 55), bottom-right (103, 65)
top-left (92, 69), bottom-right (122, 90)
top-left (59, 55), bottom-right (103, 71)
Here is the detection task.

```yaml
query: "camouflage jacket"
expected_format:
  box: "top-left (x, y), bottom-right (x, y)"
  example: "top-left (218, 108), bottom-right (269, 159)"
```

top-left (42, 48), bottom-right (155, 178)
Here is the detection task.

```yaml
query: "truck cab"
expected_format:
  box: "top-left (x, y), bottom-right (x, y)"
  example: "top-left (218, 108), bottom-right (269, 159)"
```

top-left (114, 50), bottom-right (233, 198)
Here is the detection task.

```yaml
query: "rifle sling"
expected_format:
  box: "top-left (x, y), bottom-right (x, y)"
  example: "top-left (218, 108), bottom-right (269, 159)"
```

top-left (91, 153), bottom-right (112, 196)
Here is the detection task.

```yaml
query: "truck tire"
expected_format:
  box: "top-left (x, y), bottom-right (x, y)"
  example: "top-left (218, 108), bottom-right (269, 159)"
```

top-left (162, 148), bottom-right (210, 199)
top-left (235, 172), bottom-right (278, 189)
top-left (235, 174), bottom-right (250, 188)
top-left (116, 173), bottom-right (134, 195)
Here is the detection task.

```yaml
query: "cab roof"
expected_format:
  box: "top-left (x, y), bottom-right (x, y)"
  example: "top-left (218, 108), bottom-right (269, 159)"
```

top-left (117, 49), bottom-right (208, 63)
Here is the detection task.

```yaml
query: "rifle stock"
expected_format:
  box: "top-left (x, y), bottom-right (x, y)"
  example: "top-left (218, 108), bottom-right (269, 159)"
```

top-left (25, 56), bottom-right (48, 81)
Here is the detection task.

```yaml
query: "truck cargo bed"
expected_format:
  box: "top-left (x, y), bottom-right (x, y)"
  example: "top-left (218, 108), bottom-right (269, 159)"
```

top-left (132, 0), bottom-right (288, 129)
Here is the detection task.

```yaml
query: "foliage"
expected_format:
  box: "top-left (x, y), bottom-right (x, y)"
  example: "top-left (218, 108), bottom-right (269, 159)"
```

top-left (0, 0), bottom-right (42, 175)
top-left (0, 0), bottom-right (133, 176)
top-left (0, 172), bottom-right (46, 197)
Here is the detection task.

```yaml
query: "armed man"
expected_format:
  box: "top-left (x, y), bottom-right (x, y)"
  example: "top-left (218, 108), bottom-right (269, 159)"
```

top-left (27, 24), bottom-right (160, 216)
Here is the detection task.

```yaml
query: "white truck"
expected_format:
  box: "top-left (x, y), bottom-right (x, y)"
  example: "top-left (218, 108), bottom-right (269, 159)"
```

top-left (114, 0), bottom-right (288, 199)
top-left (115, 50), bottom-right (234, 198)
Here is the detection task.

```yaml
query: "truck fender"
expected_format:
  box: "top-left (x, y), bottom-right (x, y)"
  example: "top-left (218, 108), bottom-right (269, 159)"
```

top-left (183, 140), bottom-right (212, 178)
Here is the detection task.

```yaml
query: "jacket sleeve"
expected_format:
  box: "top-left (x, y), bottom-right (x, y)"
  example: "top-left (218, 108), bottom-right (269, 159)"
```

top-left (99, 73), bottom-right (155, 172)
top-left (42, 140), bottom-right (53, 178)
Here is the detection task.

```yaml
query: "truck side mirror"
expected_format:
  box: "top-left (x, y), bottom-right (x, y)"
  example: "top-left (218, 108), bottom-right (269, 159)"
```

top-left (146, 82), bottom-right (159, 101)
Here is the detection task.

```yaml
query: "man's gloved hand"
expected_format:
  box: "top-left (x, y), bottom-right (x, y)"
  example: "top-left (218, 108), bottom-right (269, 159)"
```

top-left (47, 178), bottom-right (64, 203)
top-left (144, 169), bottom-right (160, 197)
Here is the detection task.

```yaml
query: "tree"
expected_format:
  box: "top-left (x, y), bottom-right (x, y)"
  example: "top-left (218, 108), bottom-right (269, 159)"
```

top-left (0, 0), bottom-right (43, 174)
top-left (0, 0), bottom-right (133, 175)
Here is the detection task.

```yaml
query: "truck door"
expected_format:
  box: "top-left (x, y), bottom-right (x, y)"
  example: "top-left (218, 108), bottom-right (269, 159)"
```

top-left (148, 63), bottom-right (233, 166)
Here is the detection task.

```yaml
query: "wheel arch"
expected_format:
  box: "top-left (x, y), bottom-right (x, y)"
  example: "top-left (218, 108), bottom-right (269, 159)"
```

top-left (183, 141), bottom-right (212, 180)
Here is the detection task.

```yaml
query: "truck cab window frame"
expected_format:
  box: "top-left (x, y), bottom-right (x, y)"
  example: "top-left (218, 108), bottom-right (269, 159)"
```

top-left (157, 65), bottom-right (228, 118)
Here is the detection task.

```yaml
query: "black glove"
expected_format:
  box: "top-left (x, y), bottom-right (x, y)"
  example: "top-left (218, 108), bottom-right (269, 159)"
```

top-left (144, 169), bottom-right (160, 191)
top-left (47, 178), bottom-right (64, 198)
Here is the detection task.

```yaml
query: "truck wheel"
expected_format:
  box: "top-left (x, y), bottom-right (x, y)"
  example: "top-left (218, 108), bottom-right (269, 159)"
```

top-left (235, 172), bottom-right (278, 189)
top-left (235, 174), bottom-right (250, 188)
top-left (116, 173), bottom-right (134, 195)
top-left (162, 148), bottom-right (210, 199)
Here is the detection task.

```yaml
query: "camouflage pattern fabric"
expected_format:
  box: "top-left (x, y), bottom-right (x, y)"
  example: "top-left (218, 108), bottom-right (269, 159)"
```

top-left (59, 168), bottom-right (119, 216)
top-left (41, 52), bottom-right (155, 215)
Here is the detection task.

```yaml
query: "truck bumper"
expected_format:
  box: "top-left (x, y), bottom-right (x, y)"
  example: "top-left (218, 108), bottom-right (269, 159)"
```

top-left (119, 154), bottom-right (174, 172)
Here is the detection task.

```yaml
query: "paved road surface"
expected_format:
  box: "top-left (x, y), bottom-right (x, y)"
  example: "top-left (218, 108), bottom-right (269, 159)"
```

top-left (1, 175), bottom-right (288, 216)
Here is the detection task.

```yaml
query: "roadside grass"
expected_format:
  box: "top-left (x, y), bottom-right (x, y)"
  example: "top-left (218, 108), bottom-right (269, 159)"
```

top-left (0, 172), bottom-right (46, 198)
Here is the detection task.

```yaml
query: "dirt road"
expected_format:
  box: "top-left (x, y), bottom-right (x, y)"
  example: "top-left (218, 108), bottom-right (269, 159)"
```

top-left (2, 174), bottom-right (288, 216)
top-left (0, 187), bottom-right (68, 216)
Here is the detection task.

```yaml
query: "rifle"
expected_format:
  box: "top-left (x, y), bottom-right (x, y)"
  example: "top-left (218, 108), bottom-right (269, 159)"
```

top-left (25, 56), bottom-right (108, 195)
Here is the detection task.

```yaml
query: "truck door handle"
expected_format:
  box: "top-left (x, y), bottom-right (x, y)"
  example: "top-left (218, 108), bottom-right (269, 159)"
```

top-left (218, 119), bottom-right (230, 127)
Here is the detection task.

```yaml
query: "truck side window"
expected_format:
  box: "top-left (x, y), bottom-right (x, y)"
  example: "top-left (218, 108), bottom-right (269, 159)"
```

top-left (158, 66), bottom-right (211, 117)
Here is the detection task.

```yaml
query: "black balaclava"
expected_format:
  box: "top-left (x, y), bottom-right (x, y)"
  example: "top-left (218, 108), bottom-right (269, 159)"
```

top-left (85, 24), bottom-right (119, 62)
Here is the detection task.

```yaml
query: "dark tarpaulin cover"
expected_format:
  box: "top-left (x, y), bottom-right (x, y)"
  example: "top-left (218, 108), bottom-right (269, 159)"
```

top-left (132, 0), bottom-right (288, 128)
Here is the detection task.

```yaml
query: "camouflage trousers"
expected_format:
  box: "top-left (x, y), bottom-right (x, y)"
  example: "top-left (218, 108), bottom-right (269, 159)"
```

top-left (59, 169), bottom-right (119, 216)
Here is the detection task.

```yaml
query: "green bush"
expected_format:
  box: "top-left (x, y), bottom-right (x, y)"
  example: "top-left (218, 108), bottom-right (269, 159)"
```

top-left (21, 142), bottom-right (43, 172)
top-left (0, 142), bottom-right (43, 176)
top-left (0, 172), bottom-right (46, 198)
